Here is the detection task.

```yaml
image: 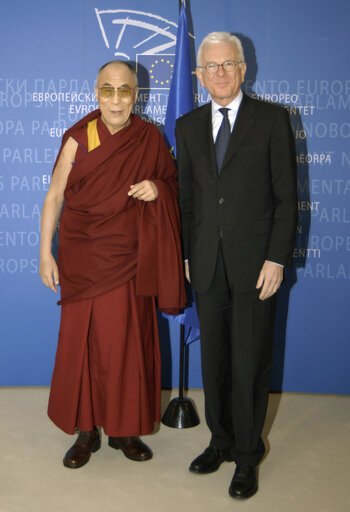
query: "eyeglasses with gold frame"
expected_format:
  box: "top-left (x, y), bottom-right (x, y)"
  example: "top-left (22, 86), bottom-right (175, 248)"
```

top-left (99, 86), bottom-right (137, 99)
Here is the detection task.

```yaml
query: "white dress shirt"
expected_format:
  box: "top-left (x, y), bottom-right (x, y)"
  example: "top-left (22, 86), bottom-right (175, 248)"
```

top-left (211, 89), bottom-right (243, 142)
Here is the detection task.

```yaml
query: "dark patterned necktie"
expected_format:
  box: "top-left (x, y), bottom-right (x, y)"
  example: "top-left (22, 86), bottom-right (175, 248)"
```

top-left (215, 107), bottom-right (231, 174)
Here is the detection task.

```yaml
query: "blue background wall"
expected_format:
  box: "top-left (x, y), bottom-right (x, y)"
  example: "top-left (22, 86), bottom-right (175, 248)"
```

top-left (1, 0), bottom-right (349, 393)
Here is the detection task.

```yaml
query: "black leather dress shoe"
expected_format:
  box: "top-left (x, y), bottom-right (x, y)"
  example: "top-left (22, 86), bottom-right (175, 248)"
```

top-left (189, 447), bottom-right (233, 474)
top-left (63, 428), bottom-right (101, 468)
top-left (229, 465), bottom-right (258, 499)
top-left (108, 436), bottom-right (153, 461)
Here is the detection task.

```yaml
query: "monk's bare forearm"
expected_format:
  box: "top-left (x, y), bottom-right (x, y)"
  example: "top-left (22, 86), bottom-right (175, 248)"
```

top-left (40, 193), bottom-right (63, 257)
top-left (39, 193), bottom-right (64, 291)
top-left (39, 136), bottom-right (77, 291)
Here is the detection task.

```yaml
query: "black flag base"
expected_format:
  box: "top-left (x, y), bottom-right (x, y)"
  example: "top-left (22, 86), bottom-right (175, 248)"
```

top-left (162, 321), bottom-right (200, 428)
top-left (161, 396), bottom-right (200, 429)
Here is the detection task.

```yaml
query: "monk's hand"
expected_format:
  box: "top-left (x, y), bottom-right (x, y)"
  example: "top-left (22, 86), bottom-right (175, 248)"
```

top-left (128, 180), bottom-right (158, 201)
top-left (39, 254), bottom-right (60, 292)
top-left (256, 260), bottom-right (283, 300)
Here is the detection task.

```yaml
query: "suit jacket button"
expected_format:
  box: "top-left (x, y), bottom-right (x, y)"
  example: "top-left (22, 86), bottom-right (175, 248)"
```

top-left (218, 198), bottom-right (224, 205)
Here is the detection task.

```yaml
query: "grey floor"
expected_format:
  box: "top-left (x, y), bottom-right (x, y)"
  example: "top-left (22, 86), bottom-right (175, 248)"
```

top-left (1, 388), bottom-right (349, 512)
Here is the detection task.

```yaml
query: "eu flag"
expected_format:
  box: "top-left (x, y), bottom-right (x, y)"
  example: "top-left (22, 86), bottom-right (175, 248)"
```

top-left (163, 1), bottom-right (200, 344)
top-left (163, 1), bottom-right (193, 157)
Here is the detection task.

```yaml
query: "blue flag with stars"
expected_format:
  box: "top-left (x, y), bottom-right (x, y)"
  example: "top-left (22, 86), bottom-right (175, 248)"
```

top-left (163, 1), bottom-right (193, 157)
top-left (163, 2), bottom-right (200, 344)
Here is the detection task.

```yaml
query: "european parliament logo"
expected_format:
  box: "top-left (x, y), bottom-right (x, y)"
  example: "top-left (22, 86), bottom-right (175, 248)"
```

top-left (95, 8), bottom-right (179, 90)
top-left (95, 9), bottom-right (176, 53)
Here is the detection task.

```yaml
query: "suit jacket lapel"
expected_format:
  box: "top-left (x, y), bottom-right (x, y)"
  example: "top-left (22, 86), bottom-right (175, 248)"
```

top-left (195, 104), bottom-right (217, 176)
top-left (221, 94), bottom-right (256, 169)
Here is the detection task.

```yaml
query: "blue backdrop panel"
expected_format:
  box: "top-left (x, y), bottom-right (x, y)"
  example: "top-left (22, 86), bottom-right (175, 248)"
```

top-left (0, 0), bottom-right (349, 392)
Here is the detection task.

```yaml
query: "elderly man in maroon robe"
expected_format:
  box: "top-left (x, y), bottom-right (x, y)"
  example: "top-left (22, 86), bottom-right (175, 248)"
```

top-left (39, 60), bottom-right (185, 468)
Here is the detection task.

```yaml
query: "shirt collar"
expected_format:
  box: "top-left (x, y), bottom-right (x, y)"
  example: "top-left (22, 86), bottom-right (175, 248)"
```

top-left (211, 89), bottom-right (243, 116)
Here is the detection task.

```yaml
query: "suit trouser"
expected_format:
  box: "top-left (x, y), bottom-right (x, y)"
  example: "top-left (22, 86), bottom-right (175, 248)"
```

top-left (195, 242), bottom-right (276, 466)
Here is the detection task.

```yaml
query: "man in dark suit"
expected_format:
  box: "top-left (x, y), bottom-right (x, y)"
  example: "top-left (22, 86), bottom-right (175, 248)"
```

top-left (176, 32), bottom-right (297, 499)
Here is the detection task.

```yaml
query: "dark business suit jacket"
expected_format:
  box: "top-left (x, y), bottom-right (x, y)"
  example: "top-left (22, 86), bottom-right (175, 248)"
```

top-left (175, 93), bottom-right (298, 294)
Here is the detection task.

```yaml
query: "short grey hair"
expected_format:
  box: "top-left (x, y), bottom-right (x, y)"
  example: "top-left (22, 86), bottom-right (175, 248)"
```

top-left (197, 32), bottom-right (245, 67)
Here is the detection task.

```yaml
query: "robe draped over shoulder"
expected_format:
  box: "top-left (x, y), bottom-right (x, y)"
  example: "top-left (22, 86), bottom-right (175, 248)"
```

top-left (54, 110), bottom-right (185, 314)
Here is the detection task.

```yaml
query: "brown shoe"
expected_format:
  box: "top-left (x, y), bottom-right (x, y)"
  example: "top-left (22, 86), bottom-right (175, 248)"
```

top-left (63, 429), bottom-right (101, 468)
top-left (108, 436), bottom-right (153, 461)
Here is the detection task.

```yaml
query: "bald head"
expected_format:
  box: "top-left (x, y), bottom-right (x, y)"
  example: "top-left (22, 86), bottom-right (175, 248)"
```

top-left (97, 60), bottom-right (138, 87)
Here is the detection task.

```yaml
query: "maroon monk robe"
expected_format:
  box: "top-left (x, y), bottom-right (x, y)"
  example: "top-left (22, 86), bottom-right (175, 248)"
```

top-left (56, 111), bottom-right (185, 312)
top-left (48, 112), bottom-right (185, 435)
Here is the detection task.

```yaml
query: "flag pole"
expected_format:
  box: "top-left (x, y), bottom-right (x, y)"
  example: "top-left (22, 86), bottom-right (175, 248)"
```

top-left (177, 0), bottom-right (186, 411)
top-left (161, 0), bottom-right (199, 429)
top-left (178, 323), bottom-right (184, 401)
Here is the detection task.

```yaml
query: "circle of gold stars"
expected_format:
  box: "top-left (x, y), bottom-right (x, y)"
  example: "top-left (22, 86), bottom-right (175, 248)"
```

top-left (149, 58), bottom-right (174, 86)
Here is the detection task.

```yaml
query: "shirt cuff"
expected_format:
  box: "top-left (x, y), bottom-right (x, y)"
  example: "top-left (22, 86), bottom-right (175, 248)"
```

top-left (266, 260), bottom-right (284, 268)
